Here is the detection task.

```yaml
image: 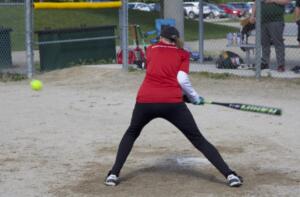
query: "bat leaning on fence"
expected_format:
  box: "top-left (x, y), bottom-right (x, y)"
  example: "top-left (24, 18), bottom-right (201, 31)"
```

top-left (183, 96), bottom-right (282, 116)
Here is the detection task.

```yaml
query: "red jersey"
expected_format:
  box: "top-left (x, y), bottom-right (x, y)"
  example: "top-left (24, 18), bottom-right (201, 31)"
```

top-left (136, 41), bottom-right (190, 103)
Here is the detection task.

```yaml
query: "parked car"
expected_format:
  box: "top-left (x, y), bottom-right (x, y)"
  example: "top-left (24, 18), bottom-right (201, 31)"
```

top-left (148, 3), bottom-right (160, 12)
top-left (219, 4), bottom-right (243, 17)
top-left (183, 2), bottom-right (210, 19)
top-left (205, 3), bottom-right (227, 18)
top-left (228, 2), bottom-right (250, 13)
top-left (89, 0), bottom-right (113, 1)
top-left (128, 2), bottom-right (151, 12)
top-left (246, 2), bottom-right (254, 14)
top-left (227, 2), bottom-right (248, 16)
top-left (183, 0), bottom-right (199, 2)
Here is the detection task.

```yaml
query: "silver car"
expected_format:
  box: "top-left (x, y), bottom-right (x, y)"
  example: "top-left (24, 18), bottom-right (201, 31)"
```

top-left (208, 3), bottom-right (227, 18)
top-left (183, 2), bottom-right (211, 19)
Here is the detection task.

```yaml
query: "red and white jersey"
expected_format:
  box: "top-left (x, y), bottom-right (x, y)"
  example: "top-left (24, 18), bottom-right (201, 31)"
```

top-left (136, 41), bottom-right (190, 103)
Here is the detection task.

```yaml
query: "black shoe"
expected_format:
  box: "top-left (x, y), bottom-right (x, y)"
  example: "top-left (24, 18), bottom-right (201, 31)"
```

top-left (104, 171), bottom-right (120, 186)
top-left (227, 172), bottom-right (243, 187)
top-left (291, 66), bottom-right (300, 73)
top-left (261, 63), bottom-right (269, 69)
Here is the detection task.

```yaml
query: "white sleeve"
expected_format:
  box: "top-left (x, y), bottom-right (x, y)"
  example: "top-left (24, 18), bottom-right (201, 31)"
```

top-left (177, 70), bottom-right (200, 103)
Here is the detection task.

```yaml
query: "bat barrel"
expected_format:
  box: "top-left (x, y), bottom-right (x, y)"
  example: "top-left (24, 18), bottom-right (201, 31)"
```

top-left (236, 104), bottom-right (282, 116)
top-left (187, 98), bottom-right (282, 116)
top-left (208, 101), bottom-right (282, 116)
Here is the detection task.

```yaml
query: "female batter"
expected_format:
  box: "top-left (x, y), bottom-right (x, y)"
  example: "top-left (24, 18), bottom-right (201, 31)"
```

top-left (105, 26), bottom-right (243, 187)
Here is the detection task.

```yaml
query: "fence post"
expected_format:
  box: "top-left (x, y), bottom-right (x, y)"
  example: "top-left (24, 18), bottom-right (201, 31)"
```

top-left (119, 8), bottom-right (122, 48)
top-left (121, 0), bottom-right (128, 70)
top-left (25, 0), bottom-right (34, 78)
top-left (198, 0), bottom-right (204, 64)
top-left (255, 0), bottom-right (262, 79)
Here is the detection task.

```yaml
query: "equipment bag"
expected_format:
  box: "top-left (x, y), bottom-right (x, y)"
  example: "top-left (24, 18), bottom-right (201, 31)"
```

top-left (116, 48), bottom-right (146, 69)
top-left (216, 51), bottom-right (244, 69)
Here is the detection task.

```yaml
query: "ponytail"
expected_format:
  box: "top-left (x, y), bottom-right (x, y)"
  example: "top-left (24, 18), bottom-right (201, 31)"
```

top-left (160, 36), bottom-right (184, 48)
top-left (174, 37), bottom-right (184, 49)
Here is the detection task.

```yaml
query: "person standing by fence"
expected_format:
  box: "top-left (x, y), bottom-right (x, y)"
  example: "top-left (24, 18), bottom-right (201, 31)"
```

top-left (296, 0), bottom-right (300, 46)
top-left (250, 0), bottom-right (290, 72)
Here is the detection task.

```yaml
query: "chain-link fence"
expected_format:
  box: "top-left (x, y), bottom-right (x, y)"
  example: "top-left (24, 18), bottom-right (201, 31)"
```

top-left (33, 2), bottom-right (124, 73)
top-left (188, 0), bottom-right (300, 78)
top-left (2, 0), bottom-right (298, 78)
top-left (1, 0), bottom-right (123, 77)
top-left (0, 0), bottom-right (27, 74)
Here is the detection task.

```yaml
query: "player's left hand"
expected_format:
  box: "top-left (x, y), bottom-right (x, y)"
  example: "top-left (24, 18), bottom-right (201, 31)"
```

top-left (193, 96), bottom-right (205, 105)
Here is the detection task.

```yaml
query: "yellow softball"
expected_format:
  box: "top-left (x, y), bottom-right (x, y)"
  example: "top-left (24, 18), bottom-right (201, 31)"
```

top-left (30, 79), bottom-right (43, 91)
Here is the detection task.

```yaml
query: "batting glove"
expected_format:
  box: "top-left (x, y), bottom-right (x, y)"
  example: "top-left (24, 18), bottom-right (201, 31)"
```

top-left (193, 96), bottom-right (205, 105)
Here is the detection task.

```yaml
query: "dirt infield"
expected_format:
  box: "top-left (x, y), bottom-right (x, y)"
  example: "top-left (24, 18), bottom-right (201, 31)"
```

top-left (0, 66), bottom-right (300, 197)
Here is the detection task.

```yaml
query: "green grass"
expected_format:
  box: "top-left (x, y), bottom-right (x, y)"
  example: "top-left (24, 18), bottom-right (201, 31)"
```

top-left (0, 72), bottom-right (27, 82)
top-left (191, 71), bottom-right (234, 79)
top-left (212, 13), bottom-right (295, 23)
top-left (0, 6), bottom-right (25, 51)
top-left (35, 9), bottom-right (237, 40)
top-left (185, 19), bottom-right (237, 40)
top-left (35, 9), bottom-right (119, 30)
top-left (0, 7), bottom-right (238, 51)
top-left (284, 13), bottom-right (295, 22)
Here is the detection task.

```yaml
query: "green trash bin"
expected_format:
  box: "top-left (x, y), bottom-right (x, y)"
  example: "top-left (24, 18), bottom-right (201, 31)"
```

top-left (35, 25), bottom-right (117, 71)
top-left (0, 27), bottom-right (13, 68)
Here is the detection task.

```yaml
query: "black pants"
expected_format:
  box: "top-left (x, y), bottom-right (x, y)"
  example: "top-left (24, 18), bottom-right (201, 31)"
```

top-left (111, 103), bottom-right (233, 178)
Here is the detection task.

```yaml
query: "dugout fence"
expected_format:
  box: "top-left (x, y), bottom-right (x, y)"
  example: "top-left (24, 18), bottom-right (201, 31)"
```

top-left (0, 0), bottom-right (129, 78)
top-left (28, 0), bottom-right (128, 77)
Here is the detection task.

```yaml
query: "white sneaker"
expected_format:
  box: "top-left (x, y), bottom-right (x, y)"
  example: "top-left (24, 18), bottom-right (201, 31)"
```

top-left (104, 174), bottom-right (120, 186)
top-left (227, 173), bottom-right (243, 187)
